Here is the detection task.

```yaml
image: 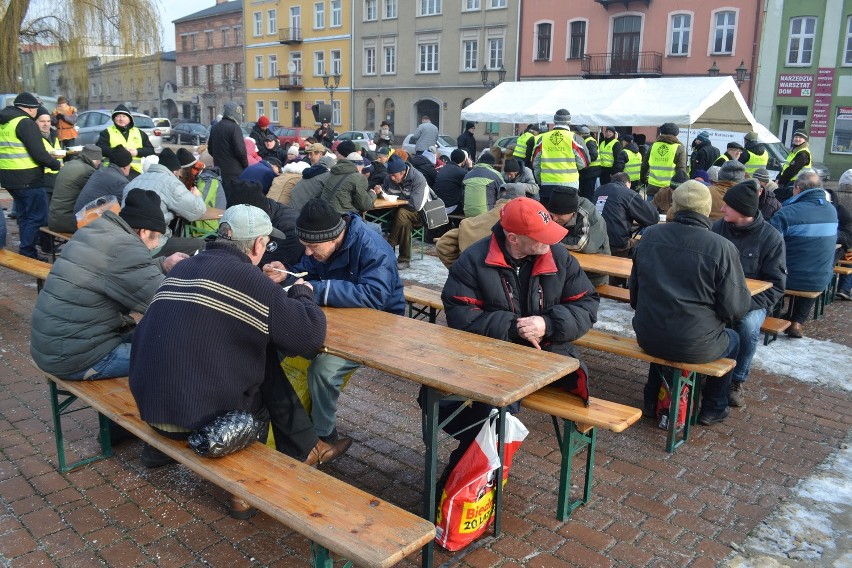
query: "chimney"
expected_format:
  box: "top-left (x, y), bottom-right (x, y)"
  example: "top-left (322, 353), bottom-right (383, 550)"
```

top-left (216, 0), bottom-right (227, 4)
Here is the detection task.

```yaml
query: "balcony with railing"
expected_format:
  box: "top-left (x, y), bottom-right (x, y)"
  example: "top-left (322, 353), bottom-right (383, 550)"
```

top-left (277, 74), bottom-right (303, 90)
top-left (279, 28), bottom-right (302, 44)
top-left (581, 51), bottom-right (662, 78)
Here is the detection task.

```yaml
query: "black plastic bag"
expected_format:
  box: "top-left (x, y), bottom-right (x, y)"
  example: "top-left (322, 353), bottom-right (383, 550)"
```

top-left (188, 410), bottom-right (263, 457)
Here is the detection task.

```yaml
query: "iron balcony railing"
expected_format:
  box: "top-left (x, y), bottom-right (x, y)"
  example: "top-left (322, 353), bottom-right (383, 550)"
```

top-left (279, 28), bottom-right (302, 44)
top-left (581, 51), bottom-right (663, 77)
top-left (277, 74), bottom-right (303, 90)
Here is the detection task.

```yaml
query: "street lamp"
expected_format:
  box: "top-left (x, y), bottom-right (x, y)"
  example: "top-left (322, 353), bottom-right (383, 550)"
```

top-left (224, 78), bottom-right (239, 100)
top-left (322, 72), bottom-right (342, 125)
top-left (707, 61), bottom-right (719, 77)
top-left (480, 64), bottom-right (506, 145)
top-left (735, 60), bottom-right (748, 86)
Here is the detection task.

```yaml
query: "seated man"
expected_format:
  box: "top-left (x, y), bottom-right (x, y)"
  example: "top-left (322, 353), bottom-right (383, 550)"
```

top-left (32, 189), bottom-right (187, 380)
top-left (462, 152), bottom-right (503, 217)
top-left (264, 198), bottom-right (404, 445)
top-left (433, 149), bottom-right (470, 215)
top-left (630, 180), bottom-right (751, 425)
top-left (382, 154), bottom-right (429, 269)
top-left (49, 144), bottom-right (102, 233)
top-left (545, 188), bottom-right (610, 287)
top-left (74, 146), bottom-right (132, 214)
top-left (289, 149), bottom-right (336, 212)
top-left (320, 144), bottom-right (377, 215)
top-left (501, 158), bottom-right (539, 200)
top-left (438, 197), bottom-right (599, 481)
top-left (593, 172), bottom-right (659, 260)
top-left (129, 204), bottom-right (351, 518)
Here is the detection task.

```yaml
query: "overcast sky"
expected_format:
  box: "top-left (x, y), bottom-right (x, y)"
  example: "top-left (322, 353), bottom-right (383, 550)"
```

top-left (160, 0), bottom-right (217, 51)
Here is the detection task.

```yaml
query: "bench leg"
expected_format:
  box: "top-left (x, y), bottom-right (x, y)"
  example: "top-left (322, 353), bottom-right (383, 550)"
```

top-left (311, 542), bottom-right (353, 568)
top-left (48, 381), bottom-right (112, 472)
top-left (406, 301), bottom-right (441, 324)
top-left (665, 370), bottom-right (698, 454)
top-left (552, 417), bottom-right (596, 521)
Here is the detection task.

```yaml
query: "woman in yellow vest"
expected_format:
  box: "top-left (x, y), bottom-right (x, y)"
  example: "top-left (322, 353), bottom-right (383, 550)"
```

top-left (776, 130), bottom-right (812, 190)
top-left (96, 104), bottom-right (154, 175)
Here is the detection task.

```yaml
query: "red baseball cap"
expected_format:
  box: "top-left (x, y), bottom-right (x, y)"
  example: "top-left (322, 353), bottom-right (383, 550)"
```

top-left (499, 197), bottom-right (567, 245)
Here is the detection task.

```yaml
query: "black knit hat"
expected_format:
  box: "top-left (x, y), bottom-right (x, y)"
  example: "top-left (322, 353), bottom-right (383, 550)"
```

top-left (465, 121), bottom-right (475, 130)
top-left (177, 147), bottom-right (197, 168)
top-left (296, 198), bottom-right (346, 243)
top-left (336, 140), bottom-right (356, 157)
top-left (723, 179), bottom-right (760, 218)
top-left (546, 188), bottom-right (579, 214)
top-left (158, 148), bottom-right (181, 171)
top-left (502, 158), bottom-right (520, 173)
top-left (669, 170), bottom-right (690, 189)
top-left (13, 92), bottom-right (40, 108)
top-left (660, 122), bottom-right (679, 136)
top-left (35, 106), bottom-right (50, 119)
top-left (111, 146), bottom-right (133, 168)
top-left (450, 149), bottom-right (466, 163)
top-left (120, 189), bottom-right (167, 233)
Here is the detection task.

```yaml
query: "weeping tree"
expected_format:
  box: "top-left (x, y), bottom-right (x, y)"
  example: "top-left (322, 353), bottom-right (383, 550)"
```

top-left (0, 0), bottom-right (162, 93)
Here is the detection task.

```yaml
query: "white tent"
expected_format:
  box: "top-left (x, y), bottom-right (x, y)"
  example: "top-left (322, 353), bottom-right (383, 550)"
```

top-left (460, 76), bottom-right (760, 133)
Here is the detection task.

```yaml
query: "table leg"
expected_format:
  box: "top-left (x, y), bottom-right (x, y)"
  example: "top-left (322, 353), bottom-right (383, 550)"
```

top-left (421, 387), bottom-right (440, 568)
top-left (493, 406), bottom-right (507, 537)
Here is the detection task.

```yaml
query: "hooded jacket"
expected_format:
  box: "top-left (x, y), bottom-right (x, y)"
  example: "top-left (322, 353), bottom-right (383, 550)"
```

top-left (292, 214), bottom-right (405, 314)
top-left (74, 164), bottom-right (131, 213)
top-left (409, 153), bottom-right (437, 187)
top-left (462, 162), bottom-right (503, 217)
top-left (208, 113), bottom-right (248, 181)
top-left (49, 154), bottom-right (99, 233)
top-left (95, 105), bottom-right (154, 164)
top-left (630, 210), bottom-right (751, 363)
top-left (0, 105), bottom-right (62, 189)
top-left (758, 187), bottom-right (782, 220)
top-left (320, 159), bottom-right (375, 214)
top-left (689, 139), bottom-right (720, 176)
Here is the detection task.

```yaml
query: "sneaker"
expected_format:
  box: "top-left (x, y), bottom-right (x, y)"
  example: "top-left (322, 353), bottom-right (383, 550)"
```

top-left (304, 436), bottom-right (353, 467)
top-left (140, 443), bottom-right (177, 468)
top-left (697, 407), bottom-right (730, 426)
top-left (397, 260), bottom-right (410, 270)
top-left (728, 382), bottom-right (745, 407)
top-left (837, 290), bottom-right (852, 301)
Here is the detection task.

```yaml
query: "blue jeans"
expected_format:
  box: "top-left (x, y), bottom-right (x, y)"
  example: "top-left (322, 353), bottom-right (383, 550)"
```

top-left (732, 308), bottom-right (766, 384)
top-left (0, 211), bottom-right (7, 248)
top-left (8, 188), bottom-right (48, 258)
top-left (839, 272), bottom-right (852, 294)
top-left (307, 352), bottom-right (360, 438)
top-left (64, 339), bottom-right (132, 380)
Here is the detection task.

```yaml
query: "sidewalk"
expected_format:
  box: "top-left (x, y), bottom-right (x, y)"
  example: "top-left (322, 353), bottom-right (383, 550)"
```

top-left (1, 220), bottom-right (850, 567)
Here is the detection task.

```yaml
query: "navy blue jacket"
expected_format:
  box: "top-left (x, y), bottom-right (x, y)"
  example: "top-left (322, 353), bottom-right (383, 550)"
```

top-left (292, 214), bottom-right (405, 314)
top-left (769, 188), bottom-right (838, 291)
top-left (594, 180), bottom-right (659, 249)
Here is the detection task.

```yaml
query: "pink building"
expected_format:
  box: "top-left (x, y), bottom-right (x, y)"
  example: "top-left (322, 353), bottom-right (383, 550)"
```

top-left (518, 0), bottom-right (762, 107)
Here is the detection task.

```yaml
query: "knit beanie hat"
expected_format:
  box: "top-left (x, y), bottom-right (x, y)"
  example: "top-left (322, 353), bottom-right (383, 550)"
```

top-left (553, 109), bottom-right (571, 125)
top-left (669, 170), bottom-right (690, 189)
top-left (296, 198), bottom-right (346, 243)
top-left (793, 130), bottom-right (809, 140)
top-left (13, 92), bottom-right (40, 108)
top-left (605, 126), bottom-right (617, 134)
top-left (719, 159), bottom-right (746, 182)
top-left (177, 147), bottom-right (197, 168)
top-left (450, 149), bottom-right (466, 164)
top-left (223, 102), bottom-right (243, 122)
top-left (81, 144), bottom-right (102, 162)
top-left (336, 140), bottom-right (357, 157)
top-left (723, 179), bottom-right (760, 218)
top-left (386, 155), bottom-right (406, 174)
top-left (502, 158), bottom-right (520, 173)
top-left (478, 152), bottom-right (496, 165)
top-left (157, 148), bottom-right (181, 171)
top-left (697, 131), bottom-right (710, 142)
top-left (745, 131), bottom-right (759, 142)
top-left (257, 115), bottom-right (270, 128)
top-left (111, 146), bottom-right (133, 168)
top-left (622, 134), bottom-right (634, 143)
top-left (377, 146), bottom-right (392, 157)
top-left (753, 168), bottom-right (771, 183)
top-left (707, 165), bottom-right (721, 182)
top-left (660, 122), bottom-right (679, 136)
top-left (266, 157), bottom-right (283, 169)
top-left (546, 188), bottom-right (579, 215)
top-left (579, 125), bottom-right (591, 136)
top-left (35, 106), bottom-right (50, 119)
top-left (120, 189), bottom-right (167, 233)
top-left (692, 170), bottom-right (711, 184)
top-left (671, 180), bottom-right (712, 217)
top-left (465, 121), bottom-right (475, 130)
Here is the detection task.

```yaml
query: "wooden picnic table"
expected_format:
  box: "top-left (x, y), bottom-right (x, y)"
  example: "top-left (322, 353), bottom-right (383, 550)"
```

top-left (365, 198), bottom-right (408, 232)
top-left (199, 206), bottom-right (224, 221)
top-left (321, 307), bottom-right (579, 567)
top-left (569, 252), bottom-right (772, 296)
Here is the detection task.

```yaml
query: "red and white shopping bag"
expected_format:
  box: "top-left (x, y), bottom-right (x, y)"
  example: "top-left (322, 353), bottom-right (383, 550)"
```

top-left (434, 412), bottom-right (529, 551)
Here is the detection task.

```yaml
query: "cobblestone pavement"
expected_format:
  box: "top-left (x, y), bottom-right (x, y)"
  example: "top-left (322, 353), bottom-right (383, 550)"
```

top-left (1, 206), bottom-right (850, 567)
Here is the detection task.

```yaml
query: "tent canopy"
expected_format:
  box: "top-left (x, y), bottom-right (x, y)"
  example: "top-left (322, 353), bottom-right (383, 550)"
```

top-left (460, 76), bottom-right (760, 133)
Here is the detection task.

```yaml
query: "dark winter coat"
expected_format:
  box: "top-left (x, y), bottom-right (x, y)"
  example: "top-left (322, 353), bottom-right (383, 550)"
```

top-left (208, 117), bottom-right (248, 181)
top-left (711, 213), bottom-right (787, 313)
top-left (457, 129), bottom-right (477, 159)
top-left (594, 180), bottom-right (659, 250)
top-left (689, 139), bottom-right (720, 176)
top-left (320, 159), bottom-right (375, 214)
top-left (758, 188), bottom-right (782, 220)
top-left (49, 155), bottom-right (98, 233)
top-left (630, 210), bottom-right (751, 363)
top-left (409, 154), bottom-right (437, 187)
top-left (0, 105), bottom-right (62, 189)
top-left (74, 164), bottom-right (131, 213)
top-left (434, 162), bottom-right (467, 211)
top-left (95, 105), bottom-right (154, 163)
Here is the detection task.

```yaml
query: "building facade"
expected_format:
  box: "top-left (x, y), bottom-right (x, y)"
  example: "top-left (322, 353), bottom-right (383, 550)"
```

top-left (86, 52), bottom-right (176, 117)
top-left (174, 0), bottom-right (245, 124)
top-left (20, 44), bottom-right (64, 97)
top-left (753, 0), bottom-right (851, 178)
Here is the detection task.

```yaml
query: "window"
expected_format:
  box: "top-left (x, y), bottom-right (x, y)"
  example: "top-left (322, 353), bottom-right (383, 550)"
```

top-left (207, 65), bottom-right (214, 90)
top-left (846, 17), bottom-right (852, 65)
top-left (235, 62), bottom-right (242, 81)
top-left (253, 12), bottom-right (262, 36)
top-left (181, 67), bottom-right (188, 87)
top-left (205, 30), bottom-right (213, 48)
top-left (535, 23), bottom-right (552, 61)
top-left (332, 100), bottom-right (341, 126)
top-left (462, 39), bottom-right (478, 71)
top-left (222, 28), bottom-right (229, 47)
top-left (383, 43), bottom-right (396, 74)
top-left (314, 51), bottom-right (325, 76)
top-left (831, 107), bottom-right (852, 153)
top-left (787, 16), bottom-right (816, 65)
top-left (270, 100), bottom-right (279, 124)
top-left (181, 35), bottom-right (188, 51)
top-left (256, 101), bottom-right (265, 121)
top-left (255, 55), bottom-right (263, 79)
top-left (364, 46), bottom-right (376, 75)
top-left (669, 13), bottom-right (691, 56)
top-left (331, 50), bottom-right (341, 75)
top-left (418, 42), bottom-right (439, 73)
top-left (366, 99), bottom-right (375, 130)
top-left (488, 38), bottom-right (504, 69)
top-left (314, 3), bottom-right (325, 28)
top-left (269, 54), bottom-right (278, 77)
top-left (191, 34), bottom-right (197, 51)
top-left (234, 26), bottom-right (241, 45)
top-left (464, 0), bottom-right (480, 10)
top-left (290, 52), bottom-right (302, 75)
top-left (191, 66), bottom-right (199, 86)
top-left (489, 0), bottom-right (506, 8)
top-left (712, 10), bottom-right (736, 54)
top-left (384, 0), bottom-right (397, 19)
top-left (419, 0), bottom-right (441, 16)
top-left (224, 62), bottom-right (231, 80)
top-left (365, 0), bottom-right (377, 21)
top-left (268, 9), bottom-right (277, 35)
top-left (569, 21), bottom-right (586, 59)
top-left (331, 1), bottom-right (341, 27)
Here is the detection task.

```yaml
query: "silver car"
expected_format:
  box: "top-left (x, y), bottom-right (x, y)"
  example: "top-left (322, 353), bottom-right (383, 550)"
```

top-left (401, 134), bottom-right (458, 160)
top-left (75, 110), bottom-right (163, 149)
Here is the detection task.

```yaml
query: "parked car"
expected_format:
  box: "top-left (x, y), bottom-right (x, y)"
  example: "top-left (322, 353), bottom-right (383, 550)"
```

top-left (401, 134), bottom-right (458, 160)
top-left (153, 117), bottom-right (172, 139)
top-left (170, 122), bottom-right (209, 145)
top-left (274, 126), bottom-right (315, 150)
top-left (75, 110), bottom-right (162, 149)
top-left (494, 135), bottom-right (518, 152)
top-left (332, 130), bottom-right (376, 153)
top-left (0, 93), bottom-right (58, 113)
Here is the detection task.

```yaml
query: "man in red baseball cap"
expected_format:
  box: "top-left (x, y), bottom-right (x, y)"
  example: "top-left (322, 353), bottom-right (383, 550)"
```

top-left (425, 196), bottom-right (600, 486)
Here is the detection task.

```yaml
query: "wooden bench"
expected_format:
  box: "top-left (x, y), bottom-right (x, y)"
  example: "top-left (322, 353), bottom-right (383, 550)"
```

top-left (39, 227), bottom-right (72, 262)
top-left (595, 284), bottom-right (630, 303)
top-left (404, 285), bottom-right (444, 323)
top-left (777, 289), bottom-right (824, 320)
top-left (761, 316), bottom-right (791, 345)
top-left (521, 387), bottom-right (640, 520)
top-left (43, 373), bottom-right (435, 568)
top-left (572, 330), bottom-right (735, 453)
top-left (828, 265), bottom-right (852, 303)
top-left (0, 249), bottom-right (52, 291)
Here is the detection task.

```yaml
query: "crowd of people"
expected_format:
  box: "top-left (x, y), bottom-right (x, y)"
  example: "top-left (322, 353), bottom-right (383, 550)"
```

top-left (2, 92), bottom-right (849, 520)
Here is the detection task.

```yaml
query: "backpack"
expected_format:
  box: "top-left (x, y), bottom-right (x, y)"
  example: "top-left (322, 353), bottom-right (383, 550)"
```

top-left (188, 167), bottom-right (224, 237)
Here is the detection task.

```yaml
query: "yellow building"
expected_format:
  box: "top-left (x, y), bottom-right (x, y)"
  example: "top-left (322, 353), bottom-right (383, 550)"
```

top-left (244, 0), bottom-right (351, 130)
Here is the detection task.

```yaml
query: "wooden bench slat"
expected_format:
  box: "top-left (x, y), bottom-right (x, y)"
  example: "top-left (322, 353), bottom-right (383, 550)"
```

top-left (784, 289), bottom-right (822, 299)
top-left (761, 316), bottom-right (791, 334)
top-left (0, 249), bottom-right (52, 280)
top-left (834, 265), bottom-right (852, 275)
top-left (522, 387), bottom-right (641, 433)
top-left (404, 285), bottom-right (443, 309)
top-left (595, 284), bottom-right (630, 303)
top-left (47, 375), bottom-right (435, 568)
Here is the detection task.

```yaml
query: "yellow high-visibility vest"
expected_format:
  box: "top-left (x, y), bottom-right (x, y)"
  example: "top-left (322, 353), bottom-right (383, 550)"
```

top-left (623, 148), bottom-right (642, 181)
top-left (538, 129), bottom-right (579, 184)
top-left (0, 116), bottom-right (38, 170)
top-left (106, 125), bottom-right (144, 173)
top-left (513, 131), bottom-right (532, 159)
top-left (646, 141), bottom-right (679, 187)
top-left (599, 138), bottom-right (618, 168)
top-left (780, 146), bottom-right (811, 178)
top-left (584, 136), bottom-right (600, 168)
top-left (42, 136), bottom-right (61, 175)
